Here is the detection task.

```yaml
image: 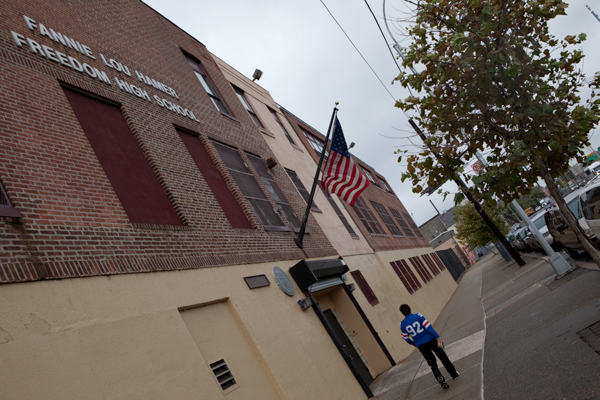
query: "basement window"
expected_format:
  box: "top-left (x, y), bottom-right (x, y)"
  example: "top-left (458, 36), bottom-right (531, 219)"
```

top-left (210, 359), bottom-right (237, 392)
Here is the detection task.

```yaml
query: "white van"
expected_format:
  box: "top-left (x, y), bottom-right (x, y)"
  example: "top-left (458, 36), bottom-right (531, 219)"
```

top-left (583, 161), bottom-right (600, 179)
top-left (580, 181), bottom-right (600, 239)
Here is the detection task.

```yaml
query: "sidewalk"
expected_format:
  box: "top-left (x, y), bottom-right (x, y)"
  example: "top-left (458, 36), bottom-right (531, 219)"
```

top-left (370, 252), bottom-right (600, 399)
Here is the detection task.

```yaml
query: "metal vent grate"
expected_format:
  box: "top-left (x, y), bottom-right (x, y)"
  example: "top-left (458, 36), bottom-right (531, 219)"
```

top-left (210, 359), bottom-right (237, 391)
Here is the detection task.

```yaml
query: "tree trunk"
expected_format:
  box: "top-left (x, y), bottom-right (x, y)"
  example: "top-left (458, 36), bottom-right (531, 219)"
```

top-left (454, 178), bottom-right (526, 266)
top-left (532, 155), bottom-right (600, 266)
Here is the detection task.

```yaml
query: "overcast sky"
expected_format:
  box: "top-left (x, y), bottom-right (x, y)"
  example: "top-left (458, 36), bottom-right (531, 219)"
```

top-left (142, 0), bottom-right (600, 225)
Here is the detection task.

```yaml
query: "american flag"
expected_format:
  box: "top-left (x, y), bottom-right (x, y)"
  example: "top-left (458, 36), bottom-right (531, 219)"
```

top-left (322, 118), bottom-right (369, 206)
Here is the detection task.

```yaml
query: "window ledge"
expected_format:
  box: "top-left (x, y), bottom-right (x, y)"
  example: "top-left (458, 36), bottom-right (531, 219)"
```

top-left (263, 225), bottom-right (291, 232)
top-left (220, 112), bottom-right (241, 123)
top-left (291, 143), bottom-right (304, 153)
top-left (370, 233), bottom-right (389, 237)
top-left (260, 129), bottom-right (276, 138)
top-left (0, 206), bottom-right (22, 218)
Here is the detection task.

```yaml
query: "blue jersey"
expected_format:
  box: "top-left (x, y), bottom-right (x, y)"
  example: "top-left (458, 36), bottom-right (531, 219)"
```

top-left (400, 313), bottom-right (439, 347)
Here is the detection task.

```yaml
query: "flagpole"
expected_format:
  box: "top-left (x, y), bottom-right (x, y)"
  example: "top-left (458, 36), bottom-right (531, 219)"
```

top-left (294, 103), bottom-right (339, 249)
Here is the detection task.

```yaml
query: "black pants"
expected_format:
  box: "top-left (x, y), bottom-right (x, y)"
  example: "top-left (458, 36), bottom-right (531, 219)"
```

top-left (418, 338), bottom-right (458, 381)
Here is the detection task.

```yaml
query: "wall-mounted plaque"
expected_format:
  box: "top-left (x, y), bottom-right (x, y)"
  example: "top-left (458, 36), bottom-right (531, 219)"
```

top-left (244, 274), bottom-right (270, 289)
top-left (273, 266), bottom-right (295, 296)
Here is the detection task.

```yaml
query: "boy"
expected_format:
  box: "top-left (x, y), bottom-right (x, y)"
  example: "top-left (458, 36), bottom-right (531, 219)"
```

top-left (399, 304), bottom-right (459, 389)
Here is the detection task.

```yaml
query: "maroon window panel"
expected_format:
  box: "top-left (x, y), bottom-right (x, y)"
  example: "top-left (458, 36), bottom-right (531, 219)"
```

top-left (0, 179), bottom-right (21, 218)
top-left (390, 260), bottom-right (421, 294)
top-left (409, 256), bottom-right (433, 284)
top-left (63, 88), bottom-right (182, 226)
top-left (421, 254), bottom-right (441, 276)
top-left (350, 270), bottom-right (380, 306)
top-left (432, 253), bottom-right (447, 271)
top-left (177, 129), bottom-right (251, 229)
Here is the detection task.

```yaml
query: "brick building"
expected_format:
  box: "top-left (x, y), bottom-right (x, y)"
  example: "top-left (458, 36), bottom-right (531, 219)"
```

top-left (0, 1), bottom-right (456, 399)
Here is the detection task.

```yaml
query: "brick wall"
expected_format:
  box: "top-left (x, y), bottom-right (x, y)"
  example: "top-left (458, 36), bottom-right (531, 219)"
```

top-left (0, 0), bottom-right (336, 283)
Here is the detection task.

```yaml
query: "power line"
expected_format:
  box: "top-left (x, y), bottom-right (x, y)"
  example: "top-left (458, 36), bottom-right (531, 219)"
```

top-left (318, 0), bottom-right (397, 102)
top-left (362, 0), bottom-right (402, 71)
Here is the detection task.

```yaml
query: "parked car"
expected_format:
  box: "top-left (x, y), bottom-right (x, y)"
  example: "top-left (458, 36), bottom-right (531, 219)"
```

top-left (544, 189), bottom-right (598, 257)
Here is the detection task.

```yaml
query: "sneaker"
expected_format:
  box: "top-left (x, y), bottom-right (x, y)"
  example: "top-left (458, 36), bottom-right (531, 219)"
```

top-left (437, 375), bottom-right (450, 389)
top-left (453, 372), bottom-right (460, 380)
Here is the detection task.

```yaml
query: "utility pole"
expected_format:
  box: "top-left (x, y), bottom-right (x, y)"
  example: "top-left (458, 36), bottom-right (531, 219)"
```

top-left (587, 5), bottom-right (600, 23)
top-left (408, 120), bottom-right (526, 266)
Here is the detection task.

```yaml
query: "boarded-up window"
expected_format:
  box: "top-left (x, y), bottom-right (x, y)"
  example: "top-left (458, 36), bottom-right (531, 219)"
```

top-left (409, 256), bottom-right (433, 284)
top-left (285, 169), bottom-right (320, 212)
top-left (350, 270), bottom-right (379, 306)
top-left (212, 141), bottom-right (286, 230)
top-left (432, 253), bottom-right (447, 271)
top-left (62, 88), bottom-right (182, 226)
top-left (177, 129), bottom-right (251, 229)
top-left (370, 201), bottom-right (403, 236)
top-left (389, 208), bottom-right (414, 237)
top-left (390, 260), bottom-right (421, 294)
top-left (247, 154), bottom-right (301, 230)
top-left (421, 253), bottom-right (441, 276)
top-left (354, 197), bottom-right (386, 235)
top-left (318, 182), bottom-right (357, 237)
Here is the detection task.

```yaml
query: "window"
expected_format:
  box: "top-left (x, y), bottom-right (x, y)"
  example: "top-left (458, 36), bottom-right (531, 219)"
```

top-left (246, 154), bottom-right (301, 230)
top-left (177, 129), bottom-right (251, 229)
top-left (362, 168), bottom-right (380, 188)
top-left (404, 212), bottom-right (425, 238)
top-left (378, 177), bottom-right (394, 195)
top-left (350, 270), bottom-right (379, 306)
top-left (390, 260), bottom-right (421, 294)
top-left (421, 254), bottom-right (441, 276)
top-left (285, 169), bottom-right (320, 212)
top-left (389, 208), bottom-right (415, 237)
top-left (233, 86), bottom-right (264, 128)
top-left (0, 179), bottom-right (20, 218)
top-left (301, 127), bottom-right (328, 159)
top-left (318, 182), bottom-right (358, 237)
top-left (370, 201), bottom-right (403, 236)
top-left (409, 256), bottom-right (433, 283)
top-left (353, 197), bottom-right (386, 235)
top-left (212, 141), bottom-right (287, 230)
top-left (269, 107), bottom-right (296, 145)
top-left (185, 54), bottom-right (230, 115)
top-left (63, 87), bottom-right (182, 226)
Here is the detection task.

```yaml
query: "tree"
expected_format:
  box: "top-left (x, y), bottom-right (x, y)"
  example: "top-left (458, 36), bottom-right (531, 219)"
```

top-left (516, 186), bottom-right (547, 209)
top-left (454, 201), bottom-right (509, 248)
top-left (395, 0), bottom-right (600, 264)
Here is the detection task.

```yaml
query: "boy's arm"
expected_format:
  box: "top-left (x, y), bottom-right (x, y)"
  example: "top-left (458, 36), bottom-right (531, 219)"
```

top-left (419, 314), bottom-right (440, 338)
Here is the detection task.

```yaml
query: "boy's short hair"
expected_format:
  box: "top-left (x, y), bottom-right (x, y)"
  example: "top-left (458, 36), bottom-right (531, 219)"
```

top-left (399, 304), bottom-right (411, 316)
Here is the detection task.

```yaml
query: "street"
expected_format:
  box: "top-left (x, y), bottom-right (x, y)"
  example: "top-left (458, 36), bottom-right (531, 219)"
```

top-left (371, 253), bottom-right (600, 399)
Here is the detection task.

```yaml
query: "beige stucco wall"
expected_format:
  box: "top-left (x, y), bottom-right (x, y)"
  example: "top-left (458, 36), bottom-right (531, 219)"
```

top-left (344, 247), bottom-right (457, 363)
top-left (212, 54), bottom-right (374, 257)
top-left (0, 259), bottom-right (370, 400)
